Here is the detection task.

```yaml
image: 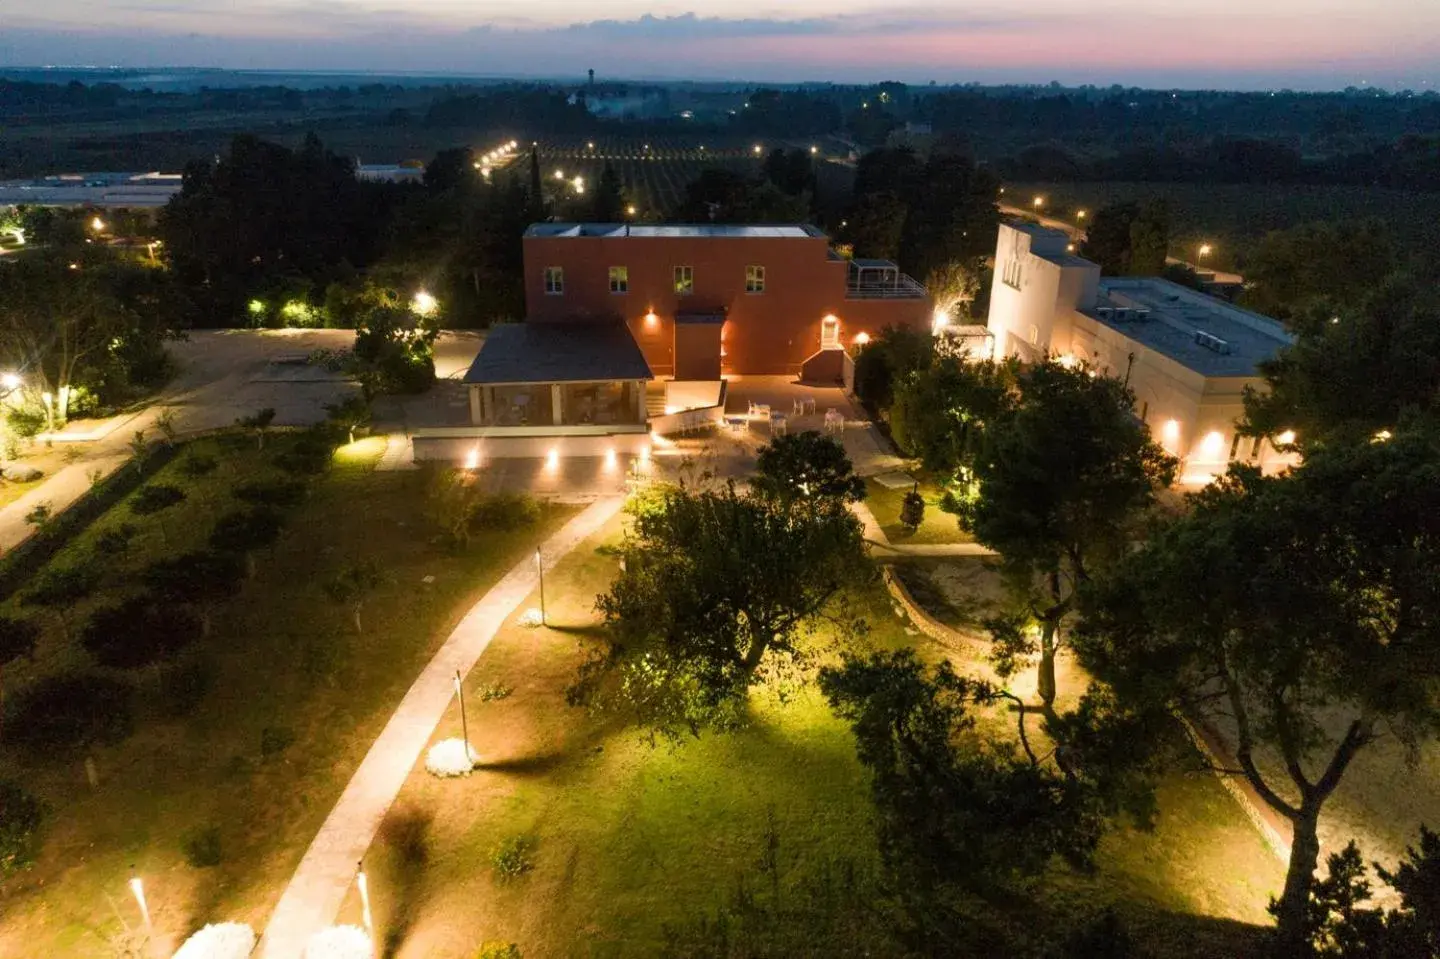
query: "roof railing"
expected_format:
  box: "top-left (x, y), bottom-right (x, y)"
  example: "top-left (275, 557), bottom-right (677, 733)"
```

top-left (845, 272), bottom-right (927, 299)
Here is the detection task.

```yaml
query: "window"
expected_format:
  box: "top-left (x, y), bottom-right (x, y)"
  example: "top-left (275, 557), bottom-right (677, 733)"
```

top-left (1003, 256), bottom-right (1023, 290)
top-left (745, 265), bottom-right (765, 294)
top-left (608, 266), bottom-right (628, 294)
top-left (1229, 433), bottom-right (1243, 460)
top-left (544, 266), bottom-right (564, 295)
top-left (674, 265), bottom-right (694, 296)
top-left (1139, 401), bottom-right (1149, 423)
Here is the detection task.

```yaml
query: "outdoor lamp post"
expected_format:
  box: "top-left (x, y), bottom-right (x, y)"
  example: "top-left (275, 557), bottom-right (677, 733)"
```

top-left (128, 869), bottom-right (151, 930)
top-left (454, 670), bottom-right (469, 748)
top-left (535, 547), bottom-right (546, 625)
top-left (1198, 243), bottom-right (1213, 260)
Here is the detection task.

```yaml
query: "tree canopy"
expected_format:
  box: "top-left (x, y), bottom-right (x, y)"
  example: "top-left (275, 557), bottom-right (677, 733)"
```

top-left (751, 431), bottom-right (866, 507)
top-left (1076, 427), bottom-right (1440, 954)
top-left (963, 360), bottom-right (1176, 718)
top-left (571, 483), bottom-right (869, 739)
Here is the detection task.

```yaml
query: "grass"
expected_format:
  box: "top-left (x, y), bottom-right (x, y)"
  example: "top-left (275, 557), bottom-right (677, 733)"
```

top-left (0, 474), bottom-right (44, 511)
top-left (347, 511), bottom-right (1283, 958)
top-left (0, 432), bottom-right (579, 957)
top-left (864, 475), bottom-right (973, 545)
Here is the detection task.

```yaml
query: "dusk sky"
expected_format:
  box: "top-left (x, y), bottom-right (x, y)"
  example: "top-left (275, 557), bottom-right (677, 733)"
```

top-left (4, 0), bottom-right (1438, 91)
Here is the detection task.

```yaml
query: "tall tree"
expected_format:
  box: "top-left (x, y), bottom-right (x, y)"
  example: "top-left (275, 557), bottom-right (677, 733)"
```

top-left (591, 161), bottom-right (625, 222)
top-left (1242, 275), bottom-right (1440, 446)
top-left (571, 484), bottom-right (868, 739)
top-left (963, 360), bottom-right (1176, 720)
top-left (897, 150), bottom-right (998, 285)
top-left (889, 356), bottom-right (1015, 477)
top-left (1079, 202), bottom-right (1140, 276)
top-left (1126, 199), bottom-right (1170, 276)
top-left (527, 146), bottom-right (545, 222)
top-left (1076, 428), bottom-right (1440, 955)
top-left (1241, 219), bottom-right (1398, 321)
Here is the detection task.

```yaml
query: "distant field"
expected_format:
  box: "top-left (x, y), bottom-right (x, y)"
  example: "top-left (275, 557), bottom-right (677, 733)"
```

top-left (535, 136), bottom-right (766, 218)
top-left (1006, 180), bottom-right (1440, 270)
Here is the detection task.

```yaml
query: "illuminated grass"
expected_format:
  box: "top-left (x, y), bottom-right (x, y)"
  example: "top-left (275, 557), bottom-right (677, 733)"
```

top-left (0, 434), bottom-right (578, 956)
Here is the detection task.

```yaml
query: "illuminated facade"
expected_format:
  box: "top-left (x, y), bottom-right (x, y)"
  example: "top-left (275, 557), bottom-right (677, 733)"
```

top-left (986, 221), bottom-right (1299, 484)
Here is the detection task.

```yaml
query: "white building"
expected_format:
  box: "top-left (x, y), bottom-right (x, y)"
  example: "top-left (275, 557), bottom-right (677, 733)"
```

top-left (985, 221), bottom-right (1299, 485)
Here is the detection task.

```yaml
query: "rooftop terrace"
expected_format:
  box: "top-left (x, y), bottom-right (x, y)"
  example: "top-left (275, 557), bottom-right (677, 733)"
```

top-left (1083, 278), bottom-right (1293, 377)
top-left (524, 223), bottom-right (826, 239)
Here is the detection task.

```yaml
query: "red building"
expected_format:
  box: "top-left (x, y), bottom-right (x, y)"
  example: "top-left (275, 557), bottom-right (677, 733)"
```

top-left (521, 223), bottom-right (932, 380)
top-left (435, 224), bottom-right (931, 463)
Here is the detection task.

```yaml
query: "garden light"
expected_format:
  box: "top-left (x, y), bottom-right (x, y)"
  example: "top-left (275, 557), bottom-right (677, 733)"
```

top-left (1277, 430), bottom-right (1296, 446)
top-left (129, 872), bottom-right (151, 929)
top-left (1032, 195), bottom-right (1044, 209)
top-left (410, 291), bottom-right (438, 317)
top-left (1, 372), bottom-right (19, 390)
top-left (91, 216), bottom-right (106, 232)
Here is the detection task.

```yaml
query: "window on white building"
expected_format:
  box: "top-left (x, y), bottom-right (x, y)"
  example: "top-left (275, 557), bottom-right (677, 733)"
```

top-left (544, 266), bottom-right (564, 295)
top-left (608, 266), bottom-right (628, 294)
top-left (1002, 256), bottom-right (1023, 290)
top-left (674, 265), bottom-right (694, 296)
top-left (745, 265), bottom-right (765, 294)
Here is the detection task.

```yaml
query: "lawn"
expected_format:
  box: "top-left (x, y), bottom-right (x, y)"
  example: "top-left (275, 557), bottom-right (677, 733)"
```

top-left (864, 475), bottom-right (973, 545)
top-left (344, 513), bottom-right (1282, 958)
top-left (0, 432), bottom-right (578, 956)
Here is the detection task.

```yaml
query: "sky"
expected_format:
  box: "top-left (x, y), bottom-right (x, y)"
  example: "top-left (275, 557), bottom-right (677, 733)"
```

top-left (3, 0), bottom-right (1438, 91)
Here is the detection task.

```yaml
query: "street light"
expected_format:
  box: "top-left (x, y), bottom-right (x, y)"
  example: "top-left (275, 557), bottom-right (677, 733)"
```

top-left (1076, 210), bottom-right (1087, 220)
top-left (753, 144), bottom-right (763, 155)
top-left (554, 169), bottom-right (565, 180)
top-left (626, 204), bottom-right (637, 217)
top-left (535, 547), bottom-right (546, 625)
top-left (1032, 195), bottom-right (1045, 209)
top-left (1198, 243), bottom-right (1213, 259)
top-left (90, 216), bottom-right (106, 232)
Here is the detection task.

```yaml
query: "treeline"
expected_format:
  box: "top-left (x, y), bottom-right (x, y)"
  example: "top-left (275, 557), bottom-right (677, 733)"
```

top-left (999, 135), bottom-right (1440, 192)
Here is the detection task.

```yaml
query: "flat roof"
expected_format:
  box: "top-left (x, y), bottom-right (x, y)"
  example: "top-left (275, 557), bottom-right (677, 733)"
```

top-left (1083, 278), bottom-right (1293, 377)
top-left (463, 322), bottom-right (653, 385)
top-left (524, 223), bottom-right (826, 239)
top-left (1034, 251), bottom-right (1095, 269)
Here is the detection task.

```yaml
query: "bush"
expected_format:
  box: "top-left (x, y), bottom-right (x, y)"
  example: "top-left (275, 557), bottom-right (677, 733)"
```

top-left (0, 779), bottom-right (45, 879)
top-left (900, 486), bottom-right (926, 532)
top-left (81, 595), bottom-right (201, 668)
top-left (155, 656), bottom-right (215, 719)
top-left (471, 492), bottom-right (542, 532)
top-left (130, 483), bottom-right (186, 516)
top-left (233, 477), bottom-right (308, 509)
top-left (94, 523), bottom-right (139, 557)
top-left (260, 725), bottom-right (295, 759)
top-left (178, 453), bottom-right (219, 478)
top-left (5, 673), bottom-right (133, 752)
top-left (5, 404), bottom-right (47, 439)
top-left (274, 431), bottom-right (334, 475)
top-left (22, 564), bottom-right (100, 610)
top-left (181, 824), bottom-right (223, 868)
top-left (472, 945), bottom-right (522, 959)
top-left (209, 507), bottom-right (284, 555)
top-left (491, 834), bottom-right (536, 880)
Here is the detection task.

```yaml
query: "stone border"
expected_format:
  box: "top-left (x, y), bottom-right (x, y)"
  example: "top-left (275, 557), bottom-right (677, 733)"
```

top-left (880, 563), bottom-right (991, 660)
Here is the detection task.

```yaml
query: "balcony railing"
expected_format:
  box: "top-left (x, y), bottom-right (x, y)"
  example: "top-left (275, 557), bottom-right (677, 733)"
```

top-left (845, 273), bottom-right (927, 299)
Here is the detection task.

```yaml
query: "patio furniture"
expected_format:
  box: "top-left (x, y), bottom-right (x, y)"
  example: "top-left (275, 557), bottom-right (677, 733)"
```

top-left (725, 416), bottom-right (747, 433)
top-left (770, 412), bottom-right (788, 435)
top-left (751, 403), bottom-right (771, 420)
top-left (792, 398), bottom-right (806, 416)
top-left (824, 408), bottom-right (844, 434)
top-left (804, 397), bottom-right (817, 415)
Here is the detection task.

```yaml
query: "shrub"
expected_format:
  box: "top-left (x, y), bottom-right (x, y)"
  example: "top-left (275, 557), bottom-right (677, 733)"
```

top-left (94, 523), bottom-right (139, 556)
top-left (81, 595), bottom-right (201, 668)
top-left (209, 508), bottom-right (284, 556)
top-left (274, 433), bottom-right (333, 475)
top-left (471, 492), bottom-right (542, 532)
top-left (155, 656), bottom-right (215, 719)
top-left (233, 477), bottom-right (308, 509)
top-left (130, 483), bottom-right (187, 516)
top-left (473, 945), bottom-right (522, 959)
top-left (900, 486), bottom-right (926, 532)
top-left (0, 779), bottom-right (45, 879)
top-left (178, 453), bottom-right (219, 478)
top-left (477, 682), bottom-right (514, 702)
top-left (5, 404), bottom-right (46, 439)
top-left (260, 725), bottom-right (295, 759)
top-left (181, 824), bottom-right (223, 868)
top-left (5, 673), bottom-right (133, 752)
top-left (144, 550), bottom-right (245, 608)
top-left (22, 564), bottom-right (100, 611)
top-left (490, 834), bottom-right (536, 880)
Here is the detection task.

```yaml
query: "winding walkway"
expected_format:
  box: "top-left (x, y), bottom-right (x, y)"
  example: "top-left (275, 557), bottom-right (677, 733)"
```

top-left (258, 496), bottom-right (625, 958)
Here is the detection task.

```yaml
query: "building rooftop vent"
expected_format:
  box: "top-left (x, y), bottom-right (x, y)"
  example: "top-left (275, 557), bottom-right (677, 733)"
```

top-left (1194, 330), bottom-right (1233, 355)
top-left (1113, 307), bottom-right (1132, 322)
top-left (1134, 308), bottom-right (1152, 322)
top-left (1096, 306), bottom-right (1114, 319)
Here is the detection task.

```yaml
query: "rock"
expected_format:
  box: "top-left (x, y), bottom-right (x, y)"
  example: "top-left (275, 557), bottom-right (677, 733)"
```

top-left (3, 463), bottom-right (42, 482)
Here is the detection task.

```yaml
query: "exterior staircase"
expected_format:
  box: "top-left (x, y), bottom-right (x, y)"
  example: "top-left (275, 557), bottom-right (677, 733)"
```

top-left (645, 383), bottom-right (667, 419)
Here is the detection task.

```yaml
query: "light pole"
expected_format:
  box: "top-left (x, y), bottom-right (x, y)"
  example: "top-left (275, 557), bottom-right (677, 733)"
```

top-left (454, 670), bottom-right (469, 748)
top-left (535, 547), bottom-right (546, 625)
top-left (128, 869), bottom-right (151, 931)
top-left (1198, 243), bottom-right (1213, 261)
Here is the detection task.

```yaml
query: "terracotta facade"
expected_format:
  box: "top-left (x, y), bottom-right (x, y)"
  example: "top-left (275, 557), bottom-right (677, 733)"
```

top-left (522, 227), bottom-right (932, 377)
